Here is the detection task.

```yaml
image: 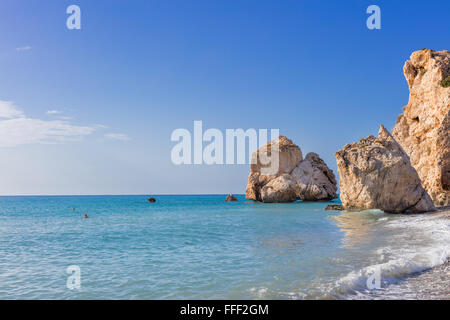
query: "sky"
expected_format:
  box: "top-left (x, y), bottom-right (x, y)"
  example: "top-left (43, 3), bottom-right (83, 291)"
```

top-left (0, 0), bottom-right (448, 195)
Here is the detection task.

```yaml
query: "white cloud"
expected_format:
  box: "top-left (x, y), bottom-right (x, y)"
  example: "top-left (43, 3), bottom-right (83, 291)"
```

top-left (16, 46), bottom-right (32, 52)
top-left (0, 101), bottom-right (25, 118)
top-left (0, 100), bottom-right (96, 147)
top-left (94, 124), bottom-right (109, 129)
top-left (0, 118), bottom-right (95, 147)
top-left (46, 110), bottom-right (62, 115)
top-left (58, 116), bottom-right (72, 120)
top-left (104, 133), bottom-right (130, 141)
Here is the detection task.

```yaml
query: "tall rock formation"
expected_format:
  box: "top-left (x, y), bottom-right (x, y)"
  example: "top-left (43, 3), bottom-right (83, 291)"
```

top-left (393, 49), bottom-right (450, 206)
top-left (335, 125), bottom-right (435, 213)
top-left (245, 136), bottom-right (337, 203)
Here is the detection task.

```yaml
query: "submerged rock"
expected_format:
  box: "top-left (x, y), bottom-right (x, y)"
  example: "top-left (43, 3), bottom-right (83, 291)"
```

top-left (225, 194), bottom-right (237, 201)
top-left (392, 49), bottom-right (450, 206)
top-left (245, 136), bottom-right (337, 203)
top-left (325, 204), bottom-right (344, 211)
top-left (335, 125), bottom-right (435, 213)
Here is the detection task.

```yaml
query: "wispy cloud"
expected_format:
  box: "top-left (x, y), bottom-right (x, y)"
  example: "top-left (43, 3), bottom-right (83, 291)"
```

top-left (46, 110), bottom-right (62, 115)
top-left (16, 46), bottom-right (32, 52)
top-left (0, 101), bottom-right (24, 118)
top-left (0, 100), bottom-right (96, 147)
top-left (104, 133), bottom-right (131, 141)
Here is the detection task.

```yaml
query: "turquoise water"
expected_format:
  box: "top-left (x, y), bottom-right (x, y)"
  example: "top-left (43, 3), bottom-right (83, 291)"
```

top-left (0, 195), bottom-right (448, 299)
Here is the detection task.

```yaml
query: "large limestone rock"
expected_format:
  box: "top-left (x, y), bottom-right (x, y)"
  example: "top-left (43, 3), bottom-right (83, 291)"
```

top-left (291, 153), bottom-right (338, 201)
top-left (392, 49), bottom-right (450, 206)
top-left (245, 136), bottom-right (337, 202)
top-left (249, 135), bottom-right (303, 176)
top-left (259, 174), bottom-right (298, 203)
top-left (246, 136), bottom-right (302, 202)
top-left (335, 125), bottom-right (435, 213)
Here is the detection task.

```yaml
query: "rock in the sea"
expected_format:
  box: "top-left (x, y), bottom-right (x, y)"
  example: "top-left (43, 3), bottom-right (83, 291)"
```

top-left (225, 194), bottom-right (237, 201)
top-left (246, 136), bottom-right (337, 203)
top-left (148, 197), bottom-right (156, 203)
top-left (325, 204), bottom-right (344, 211)
top-left (335, 125), bottom-right (435, 213)
top-left (249, 135), bottom-right (303, 176)
top-left (259, 174), bottom-right (298, 203)
top-left (291, 153), bottom-right (338, 201)
top-left (392, 49), bottom-right (450, 207)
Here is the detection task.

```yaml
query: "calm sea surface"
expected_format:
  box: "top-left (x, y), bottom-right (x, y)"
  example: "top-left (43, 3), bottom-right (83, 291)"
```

top-left (0, 195), bottom-right (448, 299)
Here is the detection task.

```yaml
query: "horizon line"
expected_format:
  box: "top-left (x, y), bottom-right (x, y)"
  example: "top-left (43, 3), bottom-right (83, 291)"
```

top-left (0, 193), bottom-right (247, 197)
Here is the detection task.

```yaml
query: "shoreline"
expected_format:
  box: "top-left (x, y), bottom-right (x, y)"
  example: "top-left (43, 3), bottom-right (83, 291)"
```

top-left (347, 207), bottom-right (450, 300)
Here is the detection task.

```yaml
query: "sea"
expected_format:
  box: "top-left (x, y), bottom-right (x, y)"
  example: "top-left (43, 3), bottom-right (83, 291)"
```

top-left (0, 195), bottom-right (448, 299)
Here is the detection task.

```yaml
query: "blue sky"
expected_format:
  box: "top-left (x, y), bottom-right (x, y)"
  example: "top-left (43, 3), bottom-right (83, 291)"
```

top-left (0, 0), bottom-right (448, 195)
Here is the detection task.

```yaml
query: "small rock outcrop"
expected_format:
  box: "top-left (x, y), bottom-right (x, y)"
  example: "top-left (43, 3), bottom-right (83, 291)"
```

top-left (225, 194), bottom-right (237, 201)
top-left (148, 197), bottom-right (156, 203)
top-left (335, 125), bottom-right (435, 213)
top-left (325, 204), bottom-right (344, 211)
top-left (392, 49), bottom-right (450, 206)
top-left (245, 136), bottom-right (337, 203)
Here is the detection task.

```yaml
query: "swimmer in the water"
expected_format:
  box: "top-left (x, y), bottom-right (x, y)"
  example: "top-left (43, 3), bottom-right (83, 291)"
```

top-left (84, 214), bottom-right (88, 219)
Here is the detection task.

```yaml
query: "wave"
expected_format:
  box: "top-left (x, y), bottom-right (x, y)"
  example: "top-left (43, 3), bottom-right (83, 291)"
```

top-left (328, 211), bottom-right (450, 299)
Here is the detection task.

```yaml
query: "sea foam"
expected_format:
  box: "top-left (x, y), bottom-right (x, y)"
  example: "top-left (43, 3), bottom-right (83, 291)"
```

top-left (330, 212), bottom-right (450, 298)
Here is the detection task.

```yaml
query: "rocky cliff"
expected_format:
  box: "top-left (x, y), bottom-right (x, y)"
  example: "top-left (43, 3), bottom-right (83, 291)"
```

top-left (393, 49), bottom-right (450, 206)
